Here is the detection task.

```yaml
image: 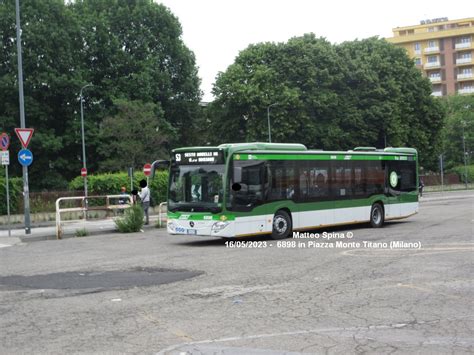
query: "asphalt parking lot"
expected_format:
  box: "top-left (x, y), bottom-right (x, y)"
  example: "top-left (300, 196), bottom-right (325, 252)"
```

top-left (0, 193), bottom-right (473, 354)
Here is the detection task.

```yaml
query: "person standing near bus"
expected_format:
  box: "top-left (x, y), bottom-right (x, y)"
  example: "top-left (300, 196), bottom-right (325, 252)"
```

top-left (139, 179), bottom-right (150, 225)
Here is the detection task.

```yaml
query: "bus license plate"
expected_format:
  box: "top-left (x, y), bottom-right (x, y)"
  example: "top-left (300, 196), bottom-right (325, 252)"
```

top-left (187, 229), bottom-right (197, 235)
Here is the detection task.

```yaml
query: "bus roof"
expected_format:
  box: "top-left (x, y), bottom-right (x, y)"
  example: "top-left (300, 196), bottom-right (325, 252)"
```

top-left (172, 143), bottom-right (417, 156)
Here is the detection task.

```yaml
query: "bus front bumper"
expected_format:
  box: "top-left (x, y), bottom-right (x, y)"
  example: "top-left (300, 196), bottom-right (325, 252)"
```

top-left (167, 218), bottom-right (235, 238)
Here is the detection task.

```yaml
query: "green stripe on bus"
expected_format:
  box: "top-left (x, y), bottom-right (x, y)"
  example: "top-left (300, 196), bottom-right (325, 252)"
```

top-left (236, 154), bottom-right (414, 161)
top-left (167, 212), bottom-right (236, 221)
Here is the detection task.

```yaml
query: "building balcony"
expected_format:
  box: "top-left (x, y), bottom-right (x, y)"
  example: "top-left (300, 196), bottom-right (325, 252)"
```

top-left (455, 42), bottom-right (471, 50)
top-left (424, 62), bottom-right (441, 69)
top-left (456, 57), bottom-right (472, 65)
top-left (457, 73), bottom-right (474, 80)
top-left (429, 76), bottom-right (442, 83)
top-left (424, 46), bottom-right (440, 53)
top-left (431, 91), bottom-right (443, 97)
top-left (458, 87), bottom-right (474, 94)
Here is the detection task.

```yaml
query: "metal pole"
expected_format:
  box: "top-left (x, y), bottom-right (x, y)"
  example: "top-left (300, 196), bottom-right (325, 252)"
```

top-left (266, 103), bottom-right (278, 143)
top-left (15, 0), bottom-right (31, 234)
top-left (80, 84), bottom-right (92, 198)
top-left (5, 165), bottom-right (11, 238)
top-left (462, 123), bottom-right (468, 189)
top-left (439, 154), bottom-right (444, 192)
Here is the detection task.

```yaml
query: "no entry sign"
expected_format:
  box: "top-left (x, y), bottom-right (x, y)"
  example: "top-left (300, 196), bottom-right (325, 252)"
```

top-left (143, 163), bottom-right (152, 176)
top-left (81, 168), bottom-right (87, 177)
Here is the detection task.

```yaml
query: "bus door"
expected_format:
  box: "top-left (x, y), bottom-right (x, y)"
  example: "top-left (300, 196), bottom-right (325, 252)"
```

top-left (384, 161), bottom-right (401, 218)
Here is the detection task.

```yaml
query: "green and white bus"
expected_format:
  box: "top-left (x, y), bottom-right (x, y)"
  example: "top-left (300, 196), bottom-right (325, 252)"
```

top-left (154, 143), bottom-right (419, 239)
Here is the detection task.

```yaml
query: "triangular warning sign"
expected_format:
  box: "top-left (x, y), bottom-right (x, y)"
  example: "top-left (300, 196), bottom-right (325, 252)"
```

top-left (15, 128), bottom-right (34, 148)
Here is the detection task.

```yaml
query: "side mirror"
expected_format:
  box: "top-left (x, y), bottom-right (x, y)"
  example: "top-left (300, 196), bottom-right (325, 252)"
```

top-left (233, 167), bottom-right (242, 183)
top-left (151, 160), bottom-right (170, 178)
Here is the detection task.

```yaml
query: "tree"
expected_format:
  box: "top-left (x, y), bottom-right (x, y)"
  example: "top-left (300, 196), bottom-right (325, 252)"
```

top-left (210, 35), bottom-right (445, 170)
top-left (98, 98), bottom-right (170, 170)
top-left (0, 0), bottom-right (201, 189)
top-left (440, 94), bottom-right (474, 170)
top-left (0, 0), bottom-right (83, 189)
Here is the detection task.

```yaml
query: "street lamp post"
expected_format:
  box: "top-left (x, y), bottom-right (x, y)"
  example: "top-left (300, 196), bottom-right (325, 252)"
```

top-left (463, 105), bottom-right (471, 189)
top-left (266, 103), bottom-right (278, 143)
top-left (80, 84), bottom-right (93, 198)
top-left (462, 122), bottom-right (468, 189)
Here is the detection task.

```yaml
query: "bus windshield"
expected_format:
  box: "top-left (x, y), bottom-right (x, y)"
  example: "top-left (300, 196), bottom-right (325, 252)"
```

top-left (168, 164), bottom-right (225, 213)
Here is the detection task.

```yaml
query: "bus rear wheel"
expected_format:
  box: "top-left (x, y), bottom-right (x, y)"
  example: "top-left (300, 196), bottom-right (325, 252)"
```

top-left (271, 210), bottom-right (292, 239)
top-left (370, 203), bottom-right (384, 228)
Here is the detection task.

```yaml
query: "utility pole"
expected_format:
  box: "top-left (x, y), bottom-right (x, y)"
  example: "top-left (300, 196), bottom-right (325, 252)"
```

top-left (15, 0), bottom-right (31, 234)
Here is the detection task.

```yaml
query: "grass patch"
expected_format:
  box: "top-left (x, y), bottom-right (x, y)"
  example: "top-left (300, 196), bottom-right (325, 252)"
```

top-left (75, 228), bottom-right (89, 237)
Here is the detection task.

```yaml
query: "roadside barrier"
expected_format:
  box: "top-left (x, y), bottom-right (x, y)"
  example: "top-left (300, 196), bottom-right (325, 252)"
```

top-left (158, 202), bottom-right (167, 227)
top-left (55, 195), bottom-right (132, 239)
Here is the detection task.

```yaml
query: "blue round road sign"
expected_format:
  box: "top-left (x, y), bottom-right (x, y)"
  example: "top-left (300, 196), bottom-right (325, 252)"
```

top-left (18, 148), bottom-right (33, 166)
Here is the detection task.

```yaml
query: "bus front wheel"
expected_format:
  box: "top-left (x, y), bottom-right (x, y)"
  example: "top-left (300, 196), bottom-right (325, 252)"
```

top-left (271, 210), bottom-right (292, 239)
top-left (370, 203), bottom-right (384, 228)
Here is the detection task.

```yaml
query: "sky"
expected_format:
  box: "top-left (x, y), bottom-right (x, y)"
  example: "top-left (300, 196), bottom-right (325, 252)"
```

top-left (158, 0), bottom-right (473, 101)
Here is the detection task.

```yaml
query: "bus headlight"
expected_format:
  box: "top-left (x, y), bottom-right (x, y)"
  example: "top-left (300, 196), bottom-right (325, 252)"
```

top-left (212, 221), bottom-right (229, 233)
top-left (167, 221), bottom-right (176, 232)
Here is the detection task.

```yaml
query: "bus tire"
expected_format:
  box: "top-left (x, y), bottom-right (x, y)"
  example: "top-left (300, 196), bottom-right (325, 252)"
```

top-left (370, 203), bottom-right (384, 228)
top-left (271, 210), bottom-right (292, 239)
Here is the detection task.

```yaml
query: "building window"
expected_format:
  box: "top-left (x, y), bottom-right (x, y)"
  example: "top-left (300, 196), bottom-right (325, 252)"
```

top-left (427, 55), bottom-right (438, 63)
top-left (414, 42), bottom-right (421, 51)
top-left (458, 52), bottom-right (472, 59)
top-left (428, 71), bottom-right (441, 79)
top-left (428, 40), bottom-right (437, 48)
top-left (414, 58), bottom-right (422, 65)
top-left (428, 27), bottom-right (435, 32)
top-left (459, 68), bottom-right (472, 75)
top-left (460, 37), bottom-right (471, 44)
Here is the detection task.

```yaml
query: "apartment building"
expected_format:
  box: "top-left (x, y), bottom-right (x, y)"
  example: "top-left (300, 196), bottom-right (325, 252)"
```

top-left (387, 17), bottom-right (474, 96)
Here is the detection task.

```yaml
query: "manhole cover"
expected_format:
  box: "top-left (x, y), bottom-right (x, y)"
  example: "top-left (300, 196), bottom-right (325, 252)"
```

top-left (0, 267), bottom-right (203, 291)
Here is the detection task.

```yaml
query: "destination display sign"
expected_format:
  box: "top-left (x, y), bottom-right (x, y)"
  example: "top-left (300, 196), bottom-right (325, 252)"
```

top-left (174, 150), bottom-right (224, 165)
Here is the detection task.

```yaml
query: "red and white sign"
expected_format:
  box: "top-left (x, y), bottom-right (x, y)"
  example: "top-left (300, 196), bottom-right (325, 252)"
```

top-left (14, 128), bottom-right (34, 148)
top-left (81, 168), bottom-right (87, 177)
top-left (143, 163), bottom-right (152, 176)
top-left (1, 133), bottom-right (10, 151)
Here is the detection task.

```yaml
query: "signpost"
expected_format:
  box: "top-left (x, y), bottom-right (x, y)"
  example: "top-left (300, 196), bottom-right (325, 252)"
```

top-left (18, 148), bottom-right (33, 167)
top-left (144, 163), bottom-right (151, 185)
top-left (14, 128), bottom-right (34, 148)
top-left (1, 134), bottom-right (11, 237)
top-left (143, 163), bottom-right (152, 176)
top-left (1, 133), bottom-right (10, 151)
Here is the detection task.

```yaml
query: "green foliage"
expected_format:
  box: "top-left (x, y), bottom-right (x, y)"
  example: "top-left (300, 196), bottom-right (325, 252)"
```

top-left (0, 0), bottom-right (201, 190)
top-left (440, 95), bottom-right (474, 170)
top-left (0, 176), bottom-right (23, 215)
top-left (75, 228), bottom-right (88, 237)
top-left (450, 164), bottom-right (474, 183)
top-left (98, 98), bottom-right (171, 170)
top-left (210, 35), bottom-right (445, 171)
top-left (68, 171), bottom-right (168, 205)
top-left (115, 204), bottom-right (144, 233)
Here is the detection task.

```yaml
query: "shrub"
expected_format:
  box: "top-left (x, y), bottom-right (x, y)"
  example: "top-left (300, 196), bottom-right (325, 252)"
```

top-left (450, 164), bottom-right (474, 183)
top-left (0, 176), bottom-right (23, 215)
top-left (69, 171), bottom-right (168, 206)
top-left (75, 228), bottom-right (88, 237)
top-left (115, 205), bottom-right (144, 233)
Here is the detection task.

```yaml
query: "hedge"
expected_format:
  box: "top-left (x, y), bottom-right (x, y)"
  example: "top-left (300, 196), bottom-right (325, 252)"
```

top-left (68, 171), bottom-right (168, 206)
top-left (0, 176), bottom-right (23, 215)
top-left (451, 164), bottom-right (474, 183)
